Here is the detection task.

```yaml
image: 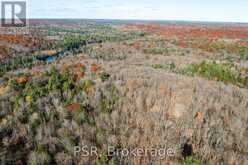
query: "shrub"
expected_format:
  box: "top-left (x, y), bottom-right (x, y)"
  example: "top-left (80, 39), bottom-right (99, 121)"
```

top-left (182, 156), bottom-right (200, 165)
top-left (100, 72), bottom-right (111, 82)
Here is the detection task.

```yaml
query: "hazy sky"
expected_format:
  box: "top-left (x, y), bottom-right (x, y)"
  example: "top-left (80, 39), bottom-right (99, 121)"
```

top-left (28, 0), bottom-right (248, 22)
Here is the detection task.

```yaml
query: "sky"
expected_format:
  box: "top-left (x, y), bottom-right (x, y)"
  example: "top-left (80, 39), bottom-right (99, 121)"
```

top-left (27, 0), bottom-right (248, 22)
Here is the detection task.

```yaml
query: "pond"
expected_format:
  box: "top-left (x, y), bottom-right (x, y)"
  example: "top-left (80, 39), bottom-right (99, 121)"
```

top-left (37, 55), bottom-right (57, 63)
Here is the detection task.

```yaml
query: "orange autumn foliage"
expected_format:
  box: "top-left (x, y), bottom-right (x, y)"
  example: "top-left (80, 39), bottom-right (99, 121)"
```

top-left (91, 63), bottom-right (98, 73)
top-left (16, 76), bottom-right (29, 84)
top-left (195, 112), bottom-right (204, 122)
top-left (0, 46), bottom-right (10, 59)
top-left (74, 63), bottom-right (86, 81)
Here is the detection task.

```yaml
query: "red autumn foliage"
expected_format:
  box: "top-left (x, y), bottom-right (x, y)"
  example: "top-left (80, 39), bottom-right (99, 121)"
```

top-left (124, 24), bottom-right (248, 39)
top-left (123, 24), bottom-right (248, 53)
top-left (237, 41), bottom-right (248, 46)
top-left (66, 103), bottom-right (81, 112)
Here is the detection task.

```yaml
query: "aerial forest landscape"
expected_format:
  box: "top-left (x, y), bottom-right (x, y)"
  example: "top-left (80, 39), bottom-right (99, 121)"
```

top-left (0, 1), bottom-right (248, 165)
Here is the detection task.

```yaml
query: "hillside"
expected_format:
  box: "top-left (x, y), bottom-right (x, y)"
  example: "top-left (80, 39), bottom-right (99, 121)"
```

top-left (0, 21), bottom-right (248, 164)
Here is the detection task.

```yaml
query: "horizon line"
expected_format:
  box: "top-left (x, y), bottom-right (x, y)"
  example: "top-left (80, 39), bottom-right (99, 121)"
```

top-left (26, 18), bottom-right (248, 24)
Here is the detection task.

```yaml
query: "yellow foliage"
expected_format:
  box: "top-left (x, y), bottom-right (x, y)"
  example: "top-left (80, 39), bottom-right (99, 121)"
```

top-left (25, 95), bottom-right (32, 102)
